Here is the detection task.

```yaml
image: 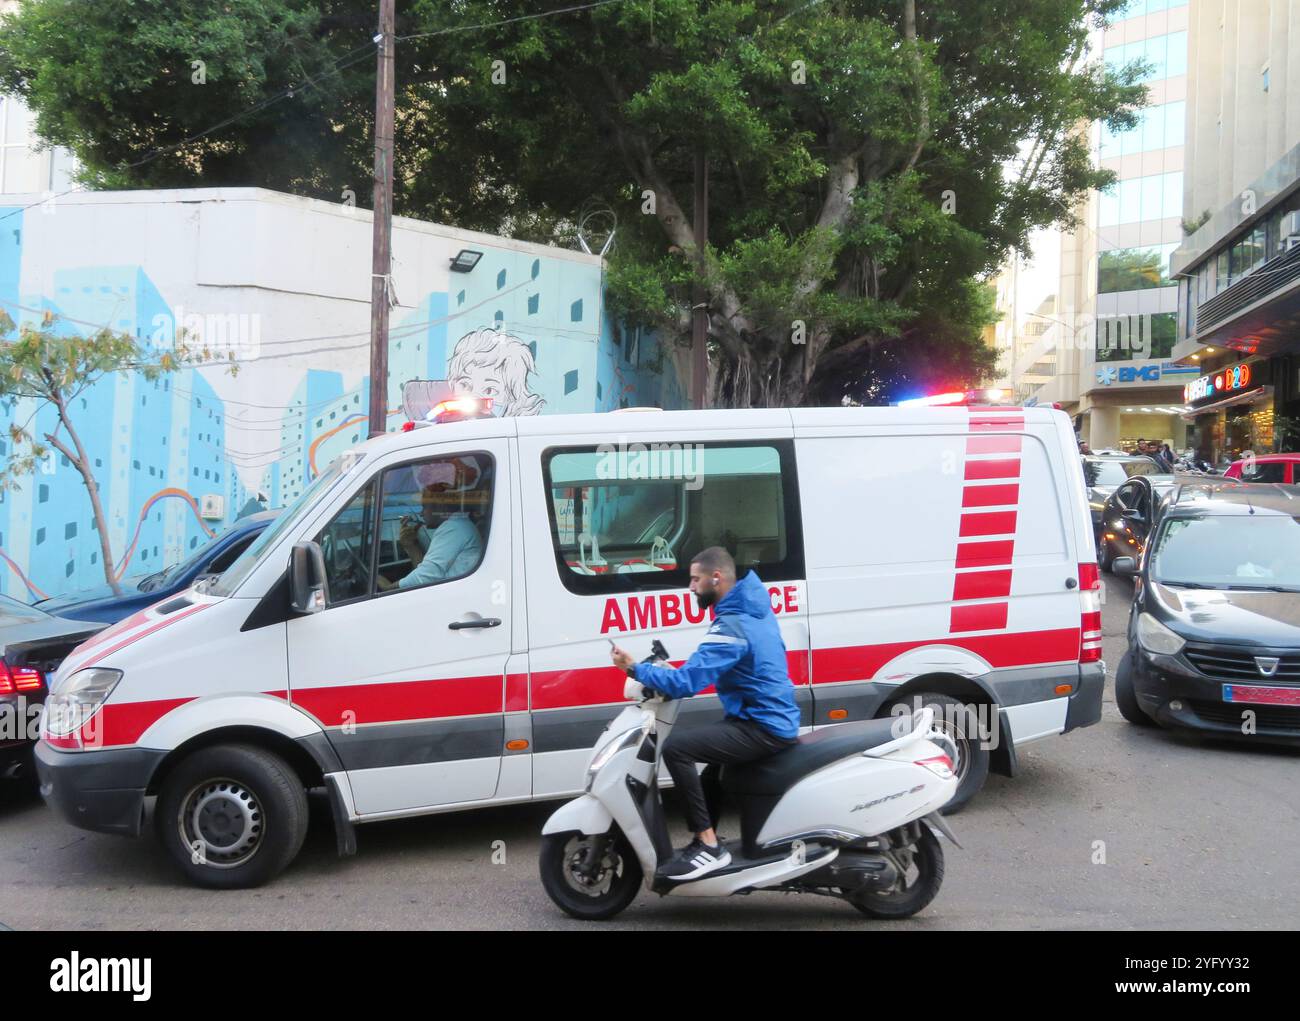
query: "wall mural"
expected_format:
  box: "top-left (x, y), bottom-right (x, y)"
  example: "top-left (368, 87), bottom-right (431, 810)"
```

top-left (0, 197), bottom-right (686, 601)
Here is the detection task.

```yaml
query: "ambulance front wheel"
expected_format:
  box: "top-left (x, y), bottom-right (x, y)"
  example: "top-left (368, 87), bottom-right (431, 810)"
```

top-left (156, 744), bottom-right (309, 889)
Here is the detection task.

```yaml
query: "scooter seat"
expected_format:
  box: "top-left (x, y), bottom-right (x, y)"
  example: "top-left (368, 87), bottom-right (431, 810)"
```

top-left (722, 718), bottom-right (904, 797)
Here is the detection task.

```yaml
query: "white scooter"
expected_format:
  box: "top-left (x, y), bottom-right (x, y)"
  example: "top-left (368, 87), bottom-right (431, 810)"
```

top-left (539, 641), bottom-right (962, 920)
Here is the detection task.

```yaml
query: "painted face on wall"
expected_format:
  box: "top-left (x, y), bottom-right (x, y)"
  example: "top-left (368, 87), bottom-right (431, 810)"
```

top-left (450, 364), bottom-right (503, 407)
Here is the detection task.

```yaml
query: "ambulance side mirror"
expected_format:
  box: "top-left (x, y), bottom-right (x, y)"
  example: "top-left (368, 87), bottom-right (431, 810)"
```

top-left (290, 541), bottom-right (330, 614)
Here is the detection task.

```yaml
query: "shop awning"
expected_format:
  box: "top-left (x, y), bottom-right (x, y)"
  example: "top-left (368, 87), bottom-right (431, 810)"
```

top-left (1182, 385), bottom-right (1273, 418)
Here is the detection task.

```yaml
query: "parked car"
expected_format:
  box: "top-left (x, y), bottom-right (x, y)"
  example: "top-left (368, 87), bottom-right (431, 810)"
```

top-left (34, 510), bottom-right (279, 626)
top-left (0, 595), bottom-right (105, 786)
top-left (1222, 453), bottom-right (1300, 483)
top-left (1113, 481), bottom-right (1300, 744)
top-left (1081, 454), bottom-right (1162, 531)
top-left (36, 404), bottom-right (1103, 888)
top-left (1095, 474), bottom-right (1176, 571)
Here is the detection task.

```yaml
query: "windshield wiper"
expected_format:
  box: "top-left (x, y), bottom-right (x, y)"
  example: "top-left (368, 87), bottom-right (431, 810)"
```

top-left (1229, 584), bottom-right (1298, 592)
top-left (1157, 580), bottom-right (1214, 588)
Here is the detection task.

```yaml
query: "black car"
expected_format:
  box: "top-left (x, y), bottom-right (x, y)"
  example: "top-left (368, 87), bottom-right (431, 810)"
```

top-left (1081, 454), bottom-right (1162, 533)
top-left (1113, 481), bottom-right (1300, 744)
top-left (1096, 474), bottom-right (1176, 572)
top-left (0, 595), bottom-right (105, 786)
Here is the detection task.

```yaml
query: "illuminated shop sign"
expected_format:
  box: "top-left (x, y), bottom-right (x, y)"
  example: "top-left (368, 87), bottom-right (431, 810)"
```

top-left (1184, 362), bottom-right (1252, 404)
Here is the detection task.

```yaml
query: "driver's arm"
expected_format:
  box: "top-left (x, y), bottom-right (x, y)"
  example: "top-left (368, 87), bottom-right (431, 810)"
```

top-left (399, 516), bottom-right (481, 589)
top-left (633, 618), bottom-right (748, 699)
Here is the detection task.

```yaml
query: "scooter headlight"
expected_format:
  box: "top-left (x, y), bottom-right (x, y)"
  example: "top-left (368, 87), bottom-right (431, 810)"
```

top-left (587, 727), bottom-right (643, 777)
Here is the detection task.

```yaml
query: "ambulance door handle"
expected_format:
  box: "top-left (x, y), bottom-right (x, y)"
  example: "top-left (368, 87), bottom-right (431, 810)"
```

top-left (449, 617), bottom-right (502, 630)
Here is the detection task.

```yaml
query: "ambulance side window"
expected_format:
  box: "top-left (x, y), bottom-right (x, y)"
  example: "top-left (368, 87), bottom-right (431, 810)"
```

top-left (542, 440), bottom-right (804, 594)
top-left (316, 481), bottom-right (378, 605)
top-left (373, 452), bottom-right (493, 592)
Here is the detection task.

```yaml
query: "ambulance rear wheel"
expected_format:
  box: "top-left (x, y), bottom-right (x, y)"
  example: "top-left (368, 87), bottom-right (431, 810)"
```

top-left (540, 828), bottom-right (643, 920)
top-left (884, 692), bottom-right (989, 814)
top-left (156, 744), bottom-right (309, 889)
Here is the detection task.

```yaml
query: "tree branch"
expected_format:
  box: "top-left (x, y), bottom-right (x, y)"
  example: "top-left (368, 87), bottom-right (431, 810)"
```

top-left (900, 0), bottom-right (932, 174)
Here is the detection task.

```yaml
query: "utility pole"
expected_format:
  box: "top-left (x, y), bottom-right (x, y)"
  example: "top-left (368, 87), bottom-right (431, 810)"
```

top-left (367, 0), bottom-right (396, 438)
top-left (691, 150), bottom-right (709, 409)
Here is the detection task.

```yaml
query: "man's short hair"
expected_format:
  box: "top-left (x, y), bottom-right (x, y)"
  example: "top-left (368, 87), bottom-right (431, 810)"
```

top-left (691, 546), bottom-right (736, 580)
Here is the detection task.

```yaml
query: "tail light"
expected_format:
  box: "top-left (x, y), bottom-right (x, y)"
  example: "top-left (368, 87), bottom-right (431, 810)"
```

top-left (0, 661), bottom-right (44, 695)
top-left (1079, 562), bottom-right (1102, 663)
top-left (916, 754), bottom-right (955, 779)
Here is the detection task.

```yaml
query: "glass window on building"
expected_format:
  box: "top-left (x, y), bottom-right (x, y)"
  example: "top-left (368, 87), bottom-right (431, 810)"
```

top-left (1096, 312), bottom-right (1176, 362)
top-left (1099, 172), bottom-right (1182, 227)
top-left (1099, 101), bottom-right (1186, 159)
top-left (1098, 243), bottom-right (1179, 293)
top-left (1230, 227), bottom-right (1267, 280)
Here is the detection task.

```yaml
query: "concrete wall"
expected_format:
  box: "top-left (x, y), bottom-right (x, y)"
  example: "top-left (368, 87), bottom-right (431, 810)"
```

top-left (1184, 0), bottom-right (1300, 223)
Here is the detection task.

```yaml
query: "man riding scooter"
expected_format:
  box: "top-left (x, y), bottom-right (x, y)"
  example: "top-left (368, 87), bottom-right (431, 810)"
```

top-left (609, 547), bottom-right (800, 881)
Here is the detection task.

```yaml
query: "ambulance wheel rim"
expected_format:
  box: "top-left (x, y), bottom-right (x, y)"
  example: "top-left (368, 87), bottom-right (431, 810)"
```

top-left (179, 777), bottom-right (264, 869)
top-left (930, 718), bottom-right (968, 780)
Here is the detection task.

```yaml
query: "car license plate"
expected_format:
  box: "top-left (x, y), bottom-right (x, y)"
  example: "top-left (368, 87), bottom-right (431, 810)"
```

top-left (1222, 684), bottom-right (1300, 707)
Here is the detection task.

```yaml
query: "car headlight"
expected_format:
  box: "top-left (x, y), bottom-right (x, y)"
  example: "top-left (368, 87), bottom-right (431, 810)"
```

top-left (43, 668), bottom-right (122, 739)
top-left (1137, 613), bottom-right (1185, 656)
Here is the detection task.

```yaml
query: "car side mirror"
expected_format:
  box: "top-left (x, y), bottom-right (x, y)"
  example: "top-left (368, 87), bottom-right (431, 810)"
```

top-left (1113, 556), bottom-right (1138, 577)
top-left (290, 541), bottom-right (330, 614)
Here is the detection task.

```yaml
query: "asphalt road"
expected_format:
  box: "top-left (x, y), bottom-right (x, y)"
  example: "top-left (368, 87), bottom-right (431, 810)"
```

top-left (3, 573), bottom-right (1298, 930)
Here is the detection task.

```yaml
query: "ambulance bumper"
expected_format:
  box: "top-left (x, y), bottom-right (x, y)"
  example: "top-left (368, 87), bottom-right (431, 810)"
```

top-left (35, 741), bottom-right (166, 837)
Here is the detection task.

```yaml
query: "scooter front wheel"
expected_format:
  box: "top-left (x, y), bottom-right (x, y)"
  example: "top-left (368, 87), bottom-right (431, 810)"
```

top-left (847, 822), bottom-right (944, 920)
top-left (539, 828), bottom-right (644, 921)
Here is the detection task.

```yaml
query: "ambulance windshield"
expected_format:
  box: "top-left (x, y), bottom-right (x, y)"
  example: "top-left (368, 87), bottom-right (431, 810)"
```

top-left (210, 453), bottom-right (363, 597)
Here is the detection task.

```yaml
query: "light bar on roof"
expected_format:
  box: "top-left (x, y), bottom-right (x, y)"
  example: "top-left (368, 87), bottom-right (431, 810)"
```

top-left (897, 387), bottom-right (1009, 408)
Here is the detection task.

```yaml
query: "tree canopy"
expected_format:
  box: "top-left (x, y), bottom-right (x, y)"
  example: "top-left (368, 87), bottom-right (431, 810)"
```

top-left (0, 0), bottom-right (1148, 405)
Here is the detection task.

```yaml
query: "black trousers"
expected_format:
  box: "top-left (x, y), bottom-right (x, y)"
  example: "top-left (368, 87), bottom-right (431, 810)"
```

top-left (663, 717), bottom-right (796, 835)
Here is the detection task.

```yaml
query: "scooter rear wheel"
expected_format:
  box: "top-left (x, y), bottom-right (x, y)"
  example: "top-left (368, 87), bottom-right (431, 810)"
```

top-left (847, 823), bottom-right (944, 919)
top-left (540, 828), bottom-right (644, 921)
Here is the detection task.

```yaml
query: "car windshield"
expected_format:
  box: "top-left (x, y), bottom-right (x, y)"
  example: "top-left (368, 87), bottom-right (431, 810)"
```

top-left (1151, 514), bottom-right (1300, 589)
top-left (135, 526), bottom-right (234, 592)
top-left (210, 454), bottom-right (360, 597)
top-left (1083, 458), bottom-right (1160, 487)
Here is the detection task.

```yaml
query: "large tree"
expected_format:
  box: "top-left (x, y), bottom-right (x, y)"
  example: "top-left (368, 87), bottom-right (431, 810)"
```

top-left (0, 0), bottom-right (1147, 406)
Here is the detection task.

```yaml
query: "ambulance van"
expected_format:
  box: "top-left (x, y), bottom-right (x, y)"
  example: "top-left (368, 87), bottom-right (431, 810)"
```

top-left (36, 404), bottom-right (1103, 887)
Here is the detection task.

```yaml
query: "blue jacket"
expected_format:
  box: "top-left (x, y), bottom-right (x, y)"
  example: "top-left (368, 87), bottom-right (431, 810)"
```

top-left (634, 571), bottom-right (801, 740)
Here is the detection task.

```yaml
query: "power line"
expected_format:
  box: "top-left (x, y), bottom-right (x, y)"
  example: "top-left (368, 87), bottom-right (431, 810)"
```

top-left (395, 0), bottom-right (631, 41)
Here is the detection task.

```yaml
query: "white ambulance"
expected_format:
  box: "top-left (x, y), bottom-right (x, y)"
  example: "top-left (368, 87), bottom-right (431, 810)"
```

top-left (36, 404), bottom-right (1103, 887)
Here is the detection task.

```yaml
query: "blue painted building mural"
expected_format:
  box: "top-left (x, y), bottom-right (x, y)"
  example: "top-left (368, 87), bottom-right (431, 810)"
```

top-left (0, 189), bottom-right (686, 599)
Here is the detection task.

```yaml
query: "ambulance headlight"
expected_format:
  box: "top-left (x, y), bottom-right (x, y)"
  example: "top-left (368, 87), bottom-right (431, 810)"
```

top-left (587, 727), bottom-right (643, 777)
top-left (43, 668), bottom-right (122, 738)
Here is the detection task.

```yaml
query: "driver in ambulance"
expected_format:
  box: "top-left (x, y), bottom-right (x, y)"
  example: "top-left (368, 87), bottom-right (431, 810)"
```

top-left (377, 459), bottom-right (483, 590)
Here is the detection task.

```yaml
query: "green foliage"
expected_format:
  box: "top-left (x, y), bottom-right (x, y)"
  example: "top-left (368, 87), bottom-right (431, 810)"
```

top-left (1, 0), bottom-right (1149, 404)
top-left (0, 311), bottom-right (195, 487)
